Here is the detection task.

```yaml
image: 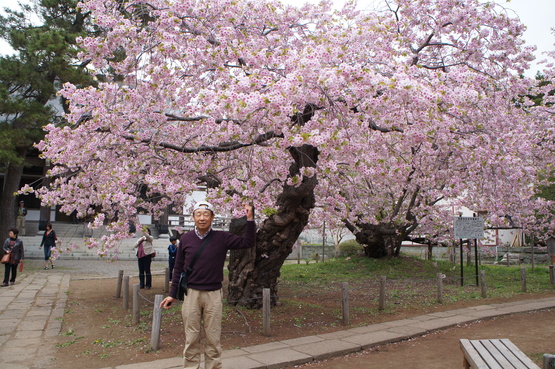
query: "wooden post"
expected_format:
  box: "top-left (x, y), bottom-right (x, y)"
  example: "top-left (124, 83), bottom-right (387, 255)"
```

top-left (133, 284), bottom-right (140, 325)
top-left (115, 270), bottom-right (124, 298)
top-left (474, 239), bottom-right (479, 286)
top-left (123, 275), bottom-right (130, 310)
top-left (543, 354), bottom-right (555, 369)
top-left (521, 267), bottom-right (527, 293)
top-left (165, 267), bottom-right (170, 292)
top-left (549, 265), bottom-right (554, 285)
top-left (460, 239), bottom-right (464, 286)
top-left (322, 221), bottom-right (326, 263)
top-left (262, 288), bottom-right (271, 337)
top-left (466, 247), bottom-right (472, 266)
top-left (480, 270), bottom-right (487, 298)
top-left (379, 276), bottom-right (386, 311)
top-left (150, 294), bottom-right (164, 351)
top-left (341, 282), bottom-right (349, 325)
top-left (436, 273), bottom-right (443, 304)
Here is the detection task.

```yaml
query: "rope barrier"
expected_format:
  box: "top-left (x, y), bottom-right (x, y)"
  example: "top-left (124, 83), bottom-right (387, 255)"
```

top-left (118, 264), bottom-right (549, 310)
top-left (114, 264), bottom-right (553, 349)
top-left (137, 291), bottom-right (155, 305)
top-left (220, 273), bottom-right (486, 304)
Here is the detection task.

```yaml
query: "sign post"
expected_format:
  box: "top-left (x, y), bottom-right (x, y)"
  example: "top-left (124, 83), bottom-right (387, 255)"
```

top-left (454, 216), bottom-right (484, 286)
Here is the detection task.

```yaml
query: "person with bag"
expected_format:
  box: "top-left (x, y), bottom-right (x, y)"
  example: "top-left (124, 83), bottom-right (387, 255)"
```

top-left (160, 201), bottom-right (255, 369)
top-left (2, 227), bottom-right (24, 287)
top-left (134, 227), bottom-right (155, 289)
top-left (39, 223), bottom-right (57, 270)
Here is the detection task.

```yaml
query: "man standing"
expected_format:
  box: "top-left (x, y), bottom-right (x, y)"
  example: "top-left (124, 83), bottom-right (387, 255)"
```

top-left (160, 201), bottom-right (255, 369)
top-left (15, 201), bottom-right (27, 236)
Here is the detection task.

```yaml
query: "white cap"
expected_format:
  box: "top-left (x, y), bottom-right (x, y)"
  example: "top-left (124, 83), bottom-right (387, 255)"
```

top-left (193, 201), bottom-right (214, 213)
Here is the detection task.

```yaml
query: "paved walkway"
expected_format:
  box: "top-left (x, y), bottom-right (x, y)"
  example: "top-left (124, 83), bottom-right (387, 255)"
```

top-left (0, 271), bottom-right (70, 369)
top-left (0, 266), bottom-right (554, 369)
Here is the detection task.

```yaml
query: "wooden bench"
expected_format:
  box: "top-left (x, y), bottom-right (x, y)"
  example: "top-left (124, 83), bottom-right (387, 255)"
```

top-left (460, 338), bottom-right (540, 369)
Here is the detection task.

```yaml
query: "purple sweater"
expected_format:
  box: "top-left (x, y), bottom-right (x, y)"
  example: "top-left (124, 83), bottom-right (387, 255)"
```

top-left (169, 221), bottom-right (256, 297)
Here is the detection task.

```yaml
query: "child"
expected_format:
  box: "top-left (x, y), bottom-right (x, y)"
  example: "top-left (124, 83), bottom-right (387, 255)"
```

top-left (168, 236), bottom-right (178, 279)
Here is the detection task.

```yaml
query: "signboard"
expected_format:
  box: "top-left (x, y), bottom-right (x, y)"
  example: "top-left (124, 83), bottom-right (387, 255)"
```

top-left (454, 216), bottom-right (484, 239)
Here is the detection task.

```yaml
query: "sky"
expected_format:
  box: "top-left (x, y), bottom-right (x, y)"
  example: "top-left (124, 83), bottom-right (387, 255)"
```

top-left (0, 0), bottom-right (553, 75)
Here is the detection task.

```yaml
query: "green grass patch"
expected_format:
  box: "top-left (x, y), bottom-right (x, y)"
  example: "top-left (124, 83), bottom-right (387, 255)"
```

top-left (278, 256), bottom-right (554, 307)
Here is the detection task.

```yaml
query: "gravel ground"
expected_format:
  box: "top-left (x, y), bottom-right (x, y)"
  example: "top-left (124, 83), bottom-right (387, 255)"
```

top-left (25, 258), bottom-right (171, 279)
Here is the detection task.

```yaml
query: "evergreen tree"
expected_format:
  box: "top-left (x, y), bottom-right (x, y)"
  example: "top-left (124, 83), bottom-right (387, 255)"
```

top-left (0, 0), bottom-right (94, 237)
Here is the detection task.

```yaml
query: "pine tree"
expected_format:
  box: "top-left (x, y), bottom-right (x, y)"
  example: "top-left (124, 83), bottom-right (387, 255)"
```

top-left (0, 0), bottom-right (94, 238)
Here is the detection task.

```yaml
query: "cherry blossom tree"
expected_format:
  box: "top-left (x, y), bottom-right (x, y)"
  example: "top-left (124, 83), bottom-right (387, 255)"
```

top-left (311, 0), bottom-right (555, 258)
top-left (30, 0), bottom-right (555, 307)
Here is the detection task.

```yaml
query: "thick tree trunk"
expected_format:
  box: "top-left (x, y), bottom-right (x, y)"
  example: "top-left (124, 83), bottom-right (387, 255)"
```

top-left (227, 145), bottom-right (318, 308)
top-left (0, 162), bottom-right (25, 240)
top-left (345, 222), bottom-right (408, 258)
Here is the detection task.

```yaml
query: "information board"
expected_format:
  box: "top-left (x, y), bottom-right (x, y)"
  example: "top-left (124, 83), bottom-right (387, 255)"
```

top-left (453, 216), bottom-right (484, 239)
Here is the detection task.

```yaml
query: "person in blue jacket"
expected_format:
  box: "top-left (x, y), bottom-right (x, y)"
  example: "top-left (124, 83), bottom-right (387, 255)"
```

top-left (168, 236), bottom-right (178, 278)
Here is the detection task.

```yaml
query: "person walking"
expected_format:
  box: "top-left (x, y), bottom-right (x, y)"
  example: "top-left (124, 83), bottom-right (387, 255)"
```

top-left (15, 201), bottom-right (27, 236)
top-left (39, 223), bottom-right (57, 269)
top-left (160, 201), bottom-right (255, 369)
top-left (134, 227), bottom-right (156, 289)
top-left (2, 228), bottom-right (24, 286)
top-left (168, 236), bottom-right (178, 278)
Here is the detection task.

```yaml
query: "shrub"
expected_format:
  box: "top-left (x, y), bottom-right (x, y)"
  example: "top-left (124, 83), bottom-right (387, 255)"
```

top-left (339, 239), bottom-right (364, 257)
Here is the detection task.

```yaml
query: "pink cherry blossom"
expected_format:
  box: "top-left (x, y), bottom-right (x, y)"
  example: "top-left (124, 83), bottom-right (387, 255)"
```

top-left (30, 0), bottom-right (555, 257)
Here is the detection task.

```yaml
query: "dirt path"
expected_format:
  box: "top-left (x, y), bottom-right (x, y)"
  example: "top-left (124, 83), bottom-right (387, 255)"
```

top-left (44, 259), bottom-right (555, 369)
top-left (302, 309), bottom-right (555, 369)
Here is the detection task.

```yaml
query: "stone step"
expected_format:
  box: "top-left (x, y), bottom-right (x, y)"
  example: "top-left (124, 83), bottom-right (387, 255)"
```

top-left (20, 221), bottom-right (172, 261)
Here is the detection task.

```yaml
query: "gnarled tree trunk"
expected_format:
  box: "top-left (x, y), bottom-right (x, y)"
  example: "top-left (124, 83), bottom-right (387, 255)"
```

top-left (227, 145), bottom-right (318, 308)
top-left (345, 222), bottom-right (409, 258)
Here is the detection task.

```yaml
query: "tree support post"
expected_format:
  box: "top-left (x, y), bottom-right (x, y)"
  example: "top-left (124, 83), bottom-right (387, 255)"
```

top-left (123, 275), bottom-right (130, 310)
top-left (474, 239), bottom-right (479, 286)
top-left (521, 268), bottom-right (527, 293)
top-left (437, 273), bottom-right (443, 304)
top-left (262, 288), bottom-right (271, 337)
top-left (116, 270), bottom-right (124, 298)
top-left (543, 354), bottom-right (555, 369)
top-left (165, 267), bottom-right (170, 292)
top-left (480, 270), bottom-right (487, 298)
top-left (150, 294), bottom-right (163, 351)
top-left (460, 239), bottom-right (464, 286)
top-left (341, 282), bottom-right (349, 326)
top-left (379, 276), bottom-right (386, 311)
top-left (132, 284), bottom-right (140, 325)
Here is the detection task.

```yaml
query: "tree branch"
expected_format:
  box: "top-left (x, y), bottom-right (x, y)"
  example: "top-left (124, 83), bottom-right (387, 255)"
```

top-left (368, 119), bottom-right (404, 133)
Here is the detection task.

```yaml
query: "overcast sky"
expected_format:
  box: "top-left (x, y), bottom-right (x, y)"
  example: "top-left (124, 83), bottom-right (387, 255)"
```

top-left (0, 0), bottom-right (553, 75)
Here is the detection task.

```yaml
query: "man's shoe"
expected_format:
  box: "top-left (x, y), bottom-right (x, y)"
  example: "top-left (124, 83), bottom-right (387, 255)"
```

top-left (1, 283), bottom-right (8, 287)
top-left (9, 282), bottom-right (14, 285)
top-left (51, 265), bottom-right (55, 269)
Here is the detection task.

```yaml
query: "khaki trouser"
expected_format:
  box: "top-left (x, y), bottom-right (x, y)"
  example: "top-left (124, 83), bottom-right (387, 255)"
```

top-left (16, 216), bottom-right (25, 236)
top-left (182, 288), bottom-right (223, 369)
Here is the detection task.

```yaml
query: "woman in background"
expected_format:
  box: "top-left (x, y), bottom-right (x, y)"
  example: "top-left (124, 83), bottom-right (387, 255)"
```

top-left (39, 223), bottom-right (57, 269)
top-left (2, 228), bottom-right (24, 286)
top-left (134, 227), bottom-right (155, 289)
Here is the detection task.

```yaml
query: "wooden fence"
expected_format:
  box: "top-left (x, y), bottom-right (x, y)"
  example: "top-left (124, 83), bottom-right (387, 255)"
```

top-left (114, 265), bottom-right (555, 349)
